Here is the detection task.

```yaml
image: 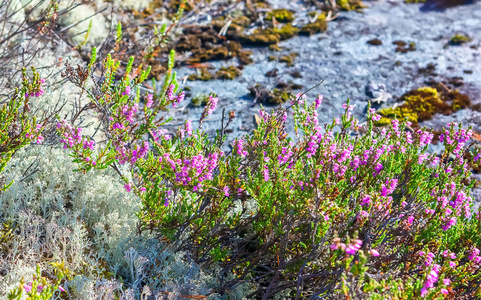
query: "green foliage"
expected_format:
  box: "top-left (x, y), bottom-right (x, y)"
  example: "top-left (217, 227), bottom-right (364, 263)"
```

top-left (7, 264), bottom-right (65, 300)
top-left (0, 67), bottom-right (47, 191)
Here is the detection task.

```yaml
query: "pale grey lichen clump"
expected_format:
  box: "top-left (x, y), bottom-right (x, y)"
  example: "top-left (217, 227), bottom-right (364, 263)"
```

top-left (0, 146), bottom-right (253, 299)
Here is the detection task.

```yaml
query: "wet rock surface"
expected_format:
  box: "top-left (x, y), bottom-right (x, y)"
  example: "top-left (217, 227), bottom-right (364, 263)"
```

top-left (166, 0), bottom-right (481, 145)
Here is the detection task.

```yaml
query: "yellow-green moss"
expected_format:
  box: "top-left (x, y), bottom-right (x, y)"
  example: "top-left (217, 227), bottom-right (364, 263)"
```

top-left (299, 14), bottom-right (327, 35)
top-left (336, 0), bottom-right (365, 10)
top-left (279, 52), bottom-right (298, 67)
top-left (269, 44), bottom-right (281, 51)
top-left (188, 68), bottom-right (215, 81)
top-left (238, 50), bottom-right (254, 64)
top-left (265, 9), bottom-right (295, 23)
top-left (376, 86), bottom-right (469, 127)
top-left (215, 66), bottom-right (242, 80)
top-left (271, 89), bottom-right (291, 104)
top-left (242, 24), bottom-right (298, 45)
top-left (449, 34), bottom-right (472, 45)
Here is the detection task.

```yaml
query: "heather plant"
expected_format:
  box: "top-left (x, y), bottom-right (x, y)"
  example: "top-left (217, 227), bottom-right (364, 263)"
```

top-left (0, 67), bottom-right (49, 191)
top-left (7, 264), bottom-right (66, 300)
top-left (56, 46), bottom-right (481, 298)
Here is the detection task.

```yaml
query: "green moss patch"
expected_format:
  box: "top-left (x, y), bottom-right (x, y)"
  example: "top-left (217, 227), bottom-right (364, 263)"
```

top-left (249, 82), bottom-right (303, 105)
top-left (215, 66), bottom-right (242, 80)
top-left (376, 86), bottom-right (471, 127)
top-left (265, 9), bottom-right (295, 23)
top-left (241, 24), bottom-right (299, 45)
top-left (449, 34), bottom-right (472, 46)
top-left (299, 14), bottom-right (327, 36)
top-left (336, 0), bottom-right (365, 11)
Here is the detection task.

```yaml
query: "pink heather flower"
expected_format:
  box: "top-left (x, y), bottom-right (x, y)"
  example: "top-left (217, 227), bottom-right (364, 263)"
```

top-left (441, 289), bottom-right (449, 295)
top-left (146, 94), bottom-right (154, 108)
top-left (167, 84), bottom-right (175, 100)
top-left (372, 114), bottom-right (381, 122)
top-left (315, 95), bottom-right (323, 109)
top-left (401, 201), bottom-right (407, 207)
top-left (123, 86), bottom-right (131, 96)
top-left (374, 163), bottom-right (383, 173)
top-left (369, 249), bottom-right (380, 256)
top-left (164, 198), bottom-right (169, 207)
top-left (24, 282), bottom-right (32, 292)
top-left (185, 120), bottom-right (193, 136)
top-left (295, 93), bottom-right (306, 103)
top-left (36, 135), bottom-right (44, 144)
top-left (207, 95), bottom-right (218, 115)
top-left (418, 153), bottom-right (428, 165)
top-left (124, 184), bottom-right (132, 193)
top-left (407, 216), bottom-right (414, 224)
top-left (449, 261), bottom-right (456, 268)
top-left (223, 186), bottom-right (230, 197)
top-left (176, 91), bottom-right (185, 104)
top-left (235, 139), bottom-right (248, 156)
top-left (342, 103), bottom-right (355, 111)
top-left (83, 140), bottom-right (95, 150)
top-left (113, 122), bottom-right (124, 130)
top-left (263, 167), bottom-right (270, 182)
top-left (361, 195), bottom-right (371, 206)
top-left (443, 278), bottom-right (451, 286)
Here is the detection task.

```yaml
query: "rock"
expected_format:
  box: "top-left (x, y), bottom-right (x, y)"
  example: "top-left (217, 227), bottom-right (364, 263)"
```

top-left (365, 82), bottom-right (392, 104)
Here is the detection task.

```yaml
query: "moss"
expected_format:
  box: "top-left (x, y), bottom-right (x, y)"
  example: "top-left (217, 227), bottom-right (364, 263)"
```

top-left (279, 52), bottom-right (298, 67)
top-left (394, 41), bottom-right (416, 53)
top-left (242, 31), bottom-right (280, 45)
top-left (248, 84), bottom-right (294, 105)
top-left (242, 24), bottom-right (299, 45)
top-left (450, 90), bottom-right (471, 111)
top-left (269, 44), bottom-right (281, 51)
top-left (449, 34), bottom-right (472, 45)
top-left (188, 41), bottom-right (243, 63)
top-left (271, 89), bottom-right (291, 104)
top-left (377, 85), bottom-right (471, 127)
top-left (274, 23), bottom-right (299, 40)
top-left (232, 15), bottom-right (251, 27)
top-left (336, 0), bottom-right (365, 10)
top-left (191, 94), bottom-right (211, 107)
top-left (299, 14), bottom-right (327, 35)
top-left (215, 66), bottom-right (242, 80)
top-left (188, 68), bottom-right (215, 81)
top-left (238, 51), bottom-right (254, 65)
top-left (265, 9), bottom-right (295, 23)
top-left (367, 38), bottom-right (383, 46)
